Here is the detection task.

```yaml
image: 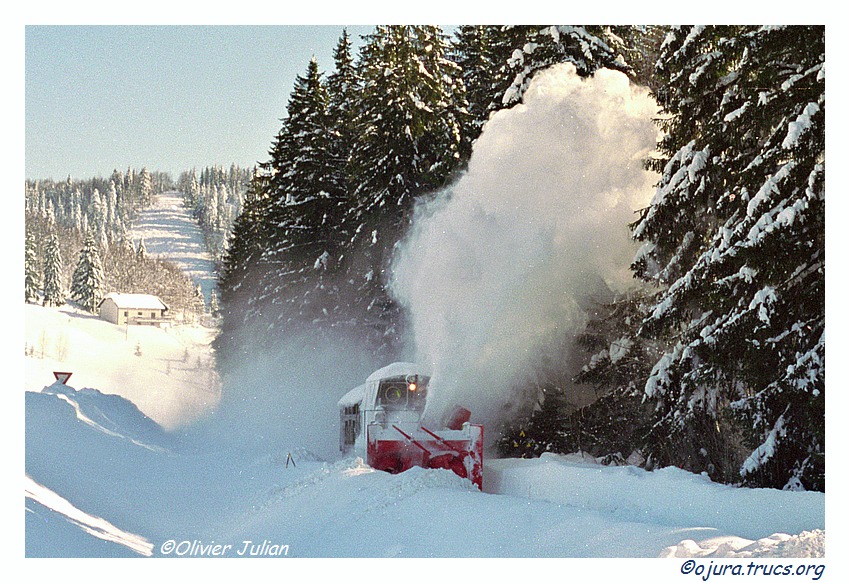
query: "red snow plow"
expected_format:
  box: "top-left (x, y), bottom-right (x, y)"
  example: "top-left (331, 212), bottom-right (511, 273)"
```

top-left (339, 363), bottom-right (483, 489)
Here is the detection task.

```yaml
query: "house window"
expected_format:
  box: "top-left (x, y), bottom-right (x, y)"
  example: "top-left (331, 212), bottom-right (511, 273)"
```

top-left (124, 311), bottom-right (128, 317)
top-left (151, 312), bottom-right (156, 318)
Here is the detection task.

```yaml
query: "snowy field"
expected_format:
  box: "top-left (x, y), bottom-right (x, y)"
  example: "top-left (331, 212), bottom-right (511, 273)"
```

top-left (24, 303), bottom-right (220, 430)
top-left (21, 188), bottom-right (833, 581)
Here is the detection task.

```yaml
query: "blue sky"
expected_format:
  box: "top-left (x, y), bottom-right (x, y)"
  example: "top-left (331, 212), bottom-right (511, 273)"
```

top-left (25, 25), bottom-right (381, 180)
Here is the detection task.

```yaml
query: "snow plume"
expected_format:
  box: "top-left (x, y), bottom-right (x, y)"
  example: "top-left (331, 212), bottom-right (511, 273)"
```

top-left (194, 327), bottom-right (381, 460)
top-left (390, 63), bottom-right (659, 434)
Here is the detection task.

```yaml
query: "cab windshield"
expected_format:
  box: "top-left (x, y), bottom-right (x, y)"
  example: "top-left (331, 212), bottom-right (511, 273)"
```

top-left (376, 375), bottom-right (428, 411)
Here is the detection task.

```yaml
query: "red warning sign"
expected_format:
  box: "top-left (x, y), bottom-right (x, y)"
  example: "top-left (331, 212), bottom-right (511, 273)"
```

top-left (53, 372), bottom-right (73, 384)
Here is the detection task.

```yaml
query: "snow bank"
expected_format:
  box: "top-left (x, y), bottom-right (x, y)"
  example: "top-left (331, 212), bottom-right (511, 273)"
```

top-left (26, 475), bottom-right (154, 558)
top-left (38, 380), bottom-right (173, 451)
top-left (485, 453), bottom-right (824, 543)
top-left (662, 529), bottom-right (825, 558)
top-left (25, 382), bottom-right (303, 556)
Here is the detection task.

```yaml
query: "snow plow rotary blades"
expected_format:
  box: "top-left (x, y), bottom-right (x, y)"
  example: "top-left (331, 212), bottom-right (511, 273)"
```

top-left (366, 413), bottom-right (484, 490)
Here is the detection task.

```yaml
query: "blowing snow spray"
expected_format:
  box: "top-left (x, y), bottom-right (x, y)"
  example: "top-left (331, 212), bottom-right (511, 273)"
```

top-left (391, 63), bottom-right (660, 434)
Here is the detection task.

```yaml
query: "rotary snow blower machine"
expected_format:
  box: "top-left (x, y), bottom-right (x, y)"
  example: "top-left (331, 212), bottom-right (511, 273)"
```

top-left (338, 363), bottom-right (483, 489)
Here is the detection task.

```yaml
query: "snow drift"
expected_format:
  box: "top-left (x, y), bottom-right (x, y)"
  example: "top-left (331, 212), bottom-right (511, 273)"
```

top-left (390, 63), bottom-right (660, 429)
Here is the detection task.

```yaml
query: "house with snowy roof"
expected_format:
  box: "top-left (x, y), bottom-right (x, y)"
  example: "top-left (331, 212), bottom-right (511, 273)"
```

top-left (98, 293), bottom-right (170, 327)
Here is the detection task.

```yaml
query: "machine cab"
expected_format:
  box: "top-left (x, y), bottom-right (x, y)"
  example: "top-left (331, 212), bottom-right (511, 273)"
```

top-left (338, 363), bottom-right (429, 455)
top-left (376, 374), bottom-right (428, 414)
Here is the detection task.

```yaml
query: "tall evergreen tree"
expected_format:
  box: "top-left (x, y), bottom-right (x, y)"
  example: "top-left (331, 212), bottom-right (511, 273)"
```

top-left (451, 25), bottom-right (500, 150)
top-left (217, 171), bottom-right (274, 357)
top-left (343, 25), bottom-right (467, 355)
top-left (139, 167), bottom-right (154, 207)
top-left (326, 28), bottom-right (361, 199)
top-left (42, 232), bottom-right (64, 307)
top-left (631, 26), bottom-right (825, 490)
top-left (71, 232), bottom-right (106, 313)
top-left (25, 231), bottom-right (41, 303)
top-left (250, 57), bottom-right (343, 334)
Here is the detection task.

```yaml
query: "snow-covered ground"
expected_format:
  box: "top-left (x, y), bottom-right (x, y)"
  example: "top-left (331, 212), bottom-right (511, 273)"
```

top-left (24, 377), bottom-right (827, 557)
top-left (21, 188), bottom-right (831, 580)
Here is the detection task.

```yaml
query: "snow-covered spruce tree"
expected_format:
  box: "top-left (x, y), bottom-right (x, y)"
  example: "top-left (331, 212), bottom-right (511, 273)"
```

top-left (179, 168), bottom-right (201, 212)
top-left (106, 180), bottom-right (118, 235)
top-left (248, 56), bottom-right (345, 339)
top-left (218, 32), bottom-right (361, 356)
top-left (326, 28), bottom-right (360, 199)
top-left (343, 25), bottom-right (468, 357)
top-left (447, 25), bottom-right (513, 162)
top-left (216, 171), bottom-right (274, 359)
top-left (452, 25), bottom-right (528, 126)
top-left (138, 167), bottom-right (154, 207)
top-left (632, 26), bottom-right (824, 490)
top-left (88, 188), bottom-right (107, 247)
top-left (109, 169), bottom-right (126, 224)
top-left (71, 232), bottom-right (106, 313)
top-left (42, 231), bottom-right (65, 307)
top-left (610, 26), bottom-right (668, 91)
top-left (486, 26), bottom-right (629, 112)
top-left (452, 25), bottom-right (499, 142)
top-left (25, 231), bottom-right (41, 303)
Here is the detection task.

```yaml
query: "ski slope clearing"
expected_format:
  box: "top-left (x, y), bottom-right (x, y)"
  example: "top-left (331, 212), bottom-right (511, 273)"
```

top-left (129, 192), bottom-right (218, 302)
